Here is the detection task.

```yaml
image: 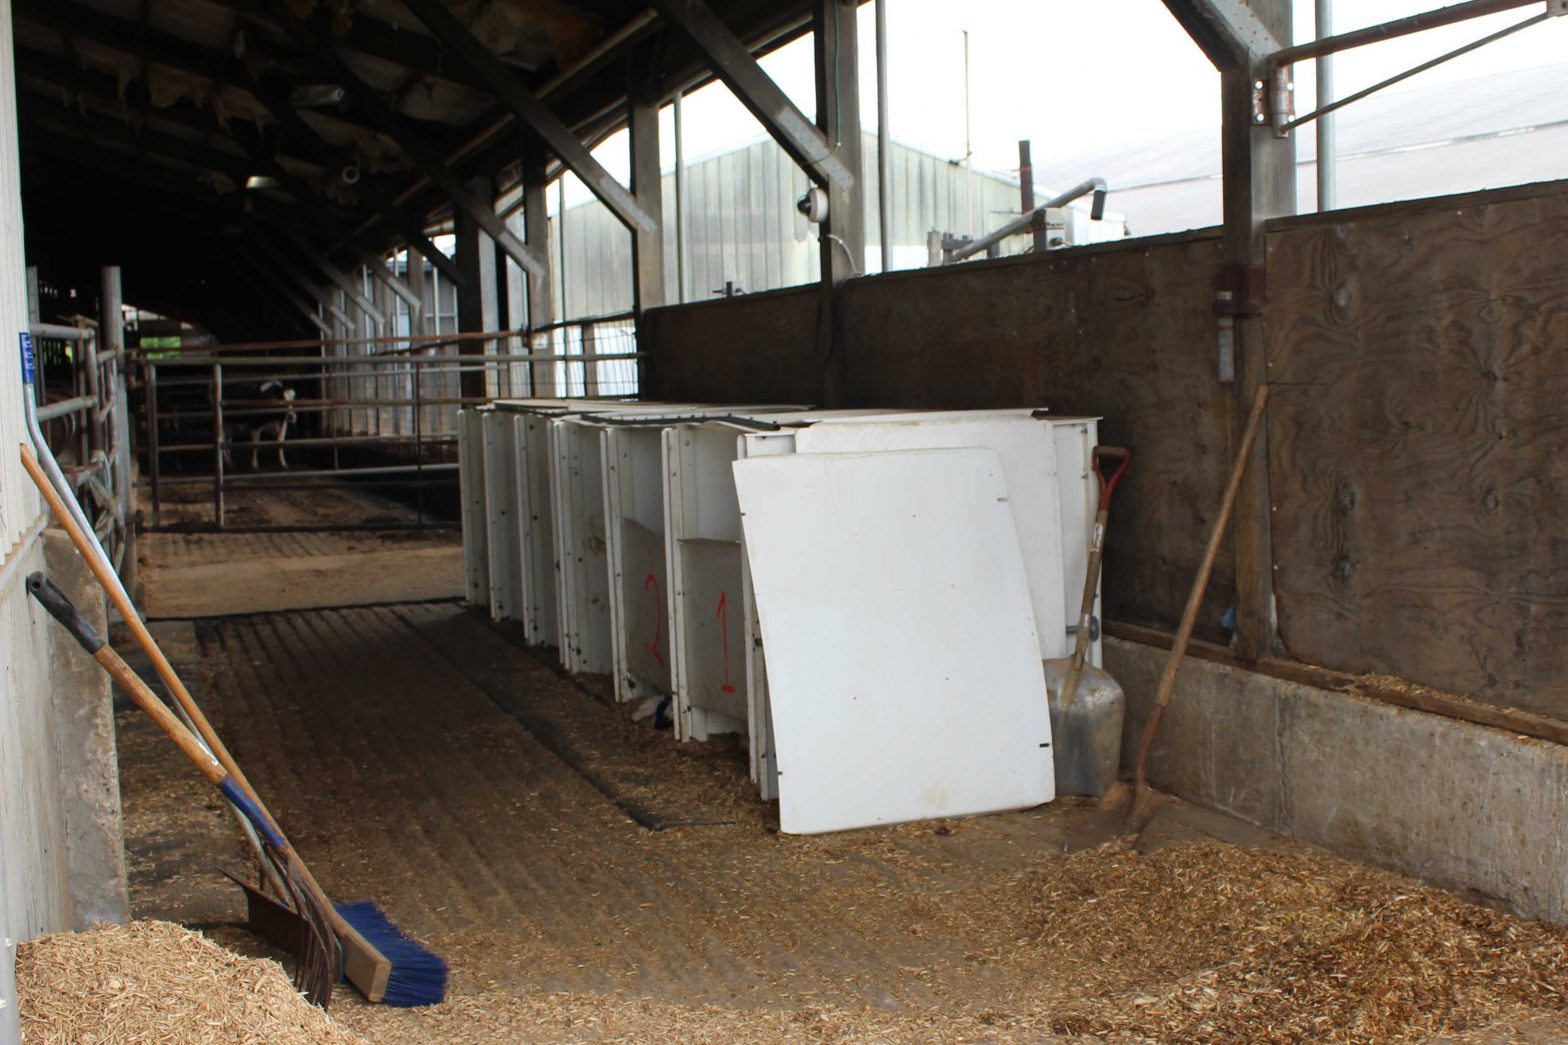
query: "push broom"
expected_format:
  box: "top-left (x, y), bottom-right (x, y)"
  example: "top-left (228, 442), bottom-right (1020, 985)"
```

top-left (19, 336), bottom-right (446, 1006)
top-left (25, 570), bottom-right (340, 1005)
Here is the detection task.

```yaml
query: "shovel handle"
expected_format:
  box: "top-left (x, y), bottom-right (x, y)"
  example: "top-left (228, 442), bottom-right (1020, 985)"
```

top-left (1093, 446), bottom-right (1131, 510)
top-left (1060, 447), bottom-right (1132, 711)
top-left (26, 573), bottom-right (105, 653)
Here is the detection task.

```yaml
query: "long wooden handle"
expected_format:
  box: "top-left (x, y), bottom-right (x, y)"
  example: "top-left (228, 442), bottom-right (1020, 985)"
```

top-left (1058, 506), bottom-right (1108, 711)
top-left (22, 446), bottom-right (362, 951)
top-left (27, 571), bottom-right (226, 782)
top-left (21, 446), bottom-right (254, 793)
top-left (1059, 446), bottom-right (1130, 711)
top-left (1131, 383), bottom-right (1270, 791)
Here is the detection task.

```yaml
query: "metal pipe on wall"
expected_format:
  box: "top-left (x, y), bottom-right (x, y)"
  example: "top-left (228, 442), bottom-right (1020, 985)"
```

top-left (1316, 0), bottom-right (1338, 211)
top-left (875, 0), bottom-right (892, 272)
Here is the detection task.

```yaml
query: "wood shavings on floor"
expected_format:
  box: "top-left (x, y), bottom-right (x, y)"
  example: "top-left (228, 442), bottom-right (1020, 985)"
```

top-left (1016, 840), bottom-right (1568, 1044)
top-left (336, 988), bottom-right (1059, 1044)
top-left (15, 920), bottom-right (367, 1045)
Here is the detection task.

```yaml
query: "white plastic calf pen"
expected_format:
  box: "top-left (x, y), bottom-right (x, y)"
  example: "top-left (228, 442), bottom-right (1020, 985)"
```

top-left (462, 400), bottom-right (1101, 832)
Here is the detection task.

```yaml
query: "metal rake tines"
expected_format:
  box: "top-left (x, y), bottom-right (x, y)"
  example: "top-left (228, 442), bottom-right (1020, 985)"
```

top-left (276, 851), bottom-right (339, 1007)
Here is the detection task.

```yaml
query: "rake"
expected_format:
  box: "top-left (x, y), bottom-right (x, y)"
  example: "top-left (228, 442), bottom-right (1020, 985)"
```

top-left (20, 332), bottom-right (445, 1007)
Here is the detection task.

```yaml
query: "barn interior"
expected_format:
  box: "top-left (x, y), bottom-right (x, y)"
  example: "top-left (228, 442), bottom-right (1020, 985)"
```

top-left (4, 1), bottom-right (1568, 1043)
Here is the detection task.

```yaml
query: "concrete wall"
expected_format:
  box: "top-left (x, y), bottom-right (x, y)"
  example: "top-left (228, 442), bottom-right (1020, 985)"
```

top-left (0, 3), bottom-right (127, 1039)
top-left (1107, 636), bottom-right (1568, 922)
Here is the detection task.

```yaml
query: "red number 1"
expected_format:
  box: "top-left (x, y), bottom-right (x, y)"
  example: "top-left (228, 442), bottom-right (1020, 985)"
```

top-left (716, 591), bottom-right (735, 693)
top-left (643, 573), bottom-right (664, 666)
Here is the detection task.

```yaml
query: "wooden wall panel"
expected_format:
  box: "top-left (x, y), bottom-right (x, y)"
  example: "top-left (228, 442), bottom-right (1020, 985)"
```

top-left (837, 235), bottom-right (1233, 637)
top-left (1266, 188), bottom-right (1568, 716)
top-left (641, 285), bottom-right (822, 405)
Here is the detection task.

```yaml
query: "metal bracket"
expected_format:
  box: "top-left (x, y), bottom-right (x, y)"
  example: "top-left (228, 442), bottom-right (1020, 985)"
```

top-left (1251, 77), bottom-right (1269, 126)
top-left (1214, 265), bottom-right (1267, 317)
top-left (1552, 0), bottom-right (1568, 15)
top-left (1270, 66), bottom-right (1296, 137)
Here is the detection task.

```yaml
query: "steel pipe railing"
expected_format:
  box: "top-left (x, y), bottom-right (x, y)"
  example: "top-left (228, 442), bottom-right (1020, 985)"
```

top-left (137, 316), bottom-right (639, 530)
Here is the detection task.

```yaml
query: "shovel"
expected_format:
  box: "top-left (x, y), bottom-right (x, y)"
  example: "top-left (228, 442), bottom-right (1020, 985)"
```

top-left (1047, 446), bottom-right (1129, 797)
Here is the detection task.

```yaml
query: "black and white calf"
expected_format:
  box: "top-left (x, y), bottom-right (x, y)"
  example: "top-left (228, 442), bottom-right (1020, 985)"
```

top-left (222, 380), bottom-right (298, 470)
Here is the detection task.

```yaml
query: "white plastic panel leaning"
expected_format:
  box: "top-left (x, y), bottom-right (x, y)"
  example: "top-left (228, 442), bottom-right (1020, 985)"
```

top-left (736, 430), bottom-right (796, 800)
top-left (792, 412), bottom-right (1069, 659)
top-left (734, 448), bottom-right (1055, 834)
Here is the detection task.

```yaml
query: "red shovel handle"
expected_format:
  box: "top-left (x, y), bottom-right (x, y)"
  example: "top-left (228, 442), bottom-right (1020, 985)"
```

top-left (1093, 446), bottom-right (1131, 510)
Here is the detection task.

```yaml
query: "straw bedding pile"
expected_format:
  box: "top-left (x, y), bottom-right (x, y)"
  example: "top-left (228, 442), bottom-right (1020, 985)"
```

top-left (1021, 841), bottom-right (1568, 1044)
top-left (16, 920), bottom-right (367, 1045)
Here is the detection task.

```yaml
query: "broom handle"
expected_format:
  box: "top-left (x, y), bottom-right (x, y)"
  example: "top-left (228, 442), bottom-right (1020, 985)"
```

top-left (25, 573), bottom-right (284, 849)
top-left (22, 446), bottom-right (258, 797)
top-left (1059, 446), bottom-right (1129, 711)
top-left (20, 447), bottom-right (350, 936)
top-left (1131, 383), bottom-right (1269, 792)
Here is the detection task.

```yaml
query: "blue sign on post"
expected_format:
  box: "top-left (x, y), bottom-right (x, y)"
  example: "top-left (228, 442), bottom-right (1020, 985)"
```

top-left (19, 332), bottom-right (34, 384)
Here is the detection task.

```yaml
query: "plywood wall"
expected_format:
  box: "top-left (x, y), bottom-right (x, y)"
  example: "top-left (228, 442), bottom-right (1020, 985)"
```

top-left (833, 235), bottom-right (1234, 639)
top-left (643, 180), bottom-right (1568, 718)
top-left (642, 285), bottom-right (824, 406)
top-left (1265, 185), bottom-right (1568, 717)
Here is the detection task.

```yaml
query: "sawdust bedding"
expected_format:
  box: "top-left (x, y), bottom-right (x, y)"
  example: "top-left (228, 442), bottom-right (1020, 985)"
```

top-left (23, 840), bottom-right (1568, 1044)
top-left (15, 920), bottom-right (367, 1044)
top-left (345, 838), bottom-right (1568, 1045)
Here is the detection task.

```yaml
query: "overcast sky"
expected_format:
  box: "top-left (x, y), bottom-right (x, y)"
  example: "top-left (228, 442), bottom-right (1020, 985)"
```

top-left (560, 1), bottom-right (1568, 207)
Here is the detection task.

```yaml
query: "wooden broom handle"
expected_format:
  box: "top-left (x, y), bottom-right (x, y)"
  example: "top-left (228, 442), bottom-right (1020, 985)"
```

top-left (20, 447), bottom-right (254, 787)
top-left (22, 446), bottom-right (357, 942)
top-left (1132, 383), bottom-right (1270, 792)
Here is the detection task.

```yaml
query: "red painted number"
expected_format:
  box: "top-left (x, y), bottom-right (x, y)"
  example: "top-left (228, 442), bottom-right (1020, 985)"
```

top-left (716, 592), bottom-right (736, 693)
top-left (643, 573), bottom-right (664, 666)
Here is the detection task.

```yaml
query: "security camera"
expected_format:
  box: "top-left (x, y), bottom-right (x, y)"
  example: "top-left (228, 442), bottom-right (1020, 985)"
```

top-left (796, 187), bottom-right (828, 224)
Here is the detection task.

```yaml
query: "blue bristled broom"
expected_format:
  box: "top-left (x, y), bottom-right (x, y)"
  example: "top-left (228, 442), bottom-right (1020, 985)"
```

top-left (333, 902), bottom-right (449, 1006)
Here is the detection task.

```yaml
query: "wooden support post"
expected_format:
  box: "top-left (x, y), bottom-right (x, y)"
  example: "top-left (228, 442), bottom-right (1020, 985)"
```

top-left (1219, 0), bottom-right (1294, 661)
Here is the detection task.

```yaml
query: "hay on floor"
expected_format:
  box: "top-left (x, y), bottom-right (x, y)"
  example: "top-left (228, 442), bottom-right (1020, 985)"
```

top-left (16, 920), bottom-right (366, 1045)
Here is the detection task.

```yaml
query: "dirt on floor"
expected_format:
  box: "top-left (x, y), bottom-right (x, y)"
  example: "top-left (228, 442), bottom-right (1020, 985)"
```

top-left (135, 483), bottom-right (464, 618)
top-left (111, 590), bottom-right (1568, 1044)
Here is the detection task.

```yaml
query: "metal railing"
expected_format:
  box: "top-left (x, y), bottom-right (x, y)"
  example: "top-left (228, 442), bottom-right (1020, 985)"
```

top-left (28, 319), bottom-right (132, 569)
top-left (133, 315), bottom-right (641, 529)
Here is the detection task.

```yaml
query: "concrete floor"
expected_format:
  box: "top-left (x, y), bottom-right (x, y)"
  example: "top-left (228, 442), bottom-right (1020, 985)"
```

top-left (113, 485), bottom-right (1568, 1044)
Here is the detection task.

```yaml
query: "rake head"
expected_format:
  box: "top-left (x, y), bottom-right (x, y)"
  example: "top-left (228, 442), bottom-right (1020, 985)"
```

top-left (267, 849), bottom-right (339, 1007)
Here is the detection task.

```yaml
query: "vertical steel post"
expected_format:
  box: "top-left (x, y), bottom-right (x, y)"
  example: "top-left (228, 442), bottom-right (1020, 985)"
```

top-left (875, 0), bottom-right (892, 272)
top-left (1221, 0), bottom-right (1295, 661)
top-left (582, 321), bottom-right (600, 398)
top-left (522, 150), bottom-right (556, 397)
top-left (101, 266), bottom-right (130, 536)
top-left (145, 360), bottom-right (161, 528)
top-left (1018, 140), bottom-right (1034, 213)
top-left (413, 354), bottom-right (425, 525)
top-left (674, 90), bottom-right (689, 303)
top-left (628, 51), bottom-right (666, 394)
top-left (814, 0), bottom-right (865, 280)
top-left (1316, 0), bottom-right (1338, 211)
top-left (455, 175), bottom-right (498, 404)
top-left (211, 362), bottom-right (224, 528)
